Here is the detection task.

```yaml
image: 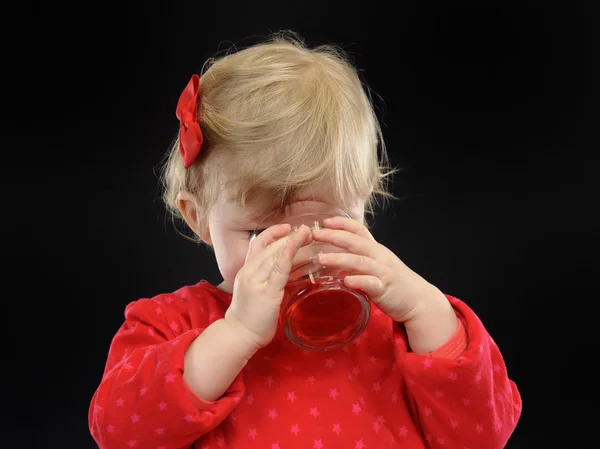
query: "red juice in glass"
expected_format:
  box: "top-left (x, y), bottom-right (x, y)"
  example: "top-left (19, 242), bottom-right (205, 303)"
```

top-left (282, 274), bottom-right (370, 351)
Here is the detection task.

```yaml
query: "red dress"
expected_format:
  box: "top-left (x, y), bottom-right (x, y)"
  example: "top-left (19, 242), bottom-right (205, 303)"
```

top-left (89, 280), bottom-right (522, 448)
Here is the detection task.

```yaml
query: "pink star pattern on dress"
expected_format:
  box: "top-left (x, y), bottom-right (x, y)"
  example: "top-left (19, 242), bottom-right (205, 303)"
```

top-left (165, 374), bottom-right (175, 383)
top-left (88, 285), bottom-right (521, 449)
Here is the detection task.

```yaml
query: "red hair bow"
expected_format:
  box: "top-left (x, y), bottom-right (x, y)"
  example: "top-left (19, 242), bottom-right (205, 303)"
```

top-left (176, 74), bottom-right (204, 168)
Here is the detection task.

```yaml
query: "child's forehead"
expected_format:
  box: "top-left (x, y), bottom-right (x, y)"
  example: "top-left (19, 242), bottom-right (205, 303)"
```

top-left (219, 188), bottom-right (343, 221)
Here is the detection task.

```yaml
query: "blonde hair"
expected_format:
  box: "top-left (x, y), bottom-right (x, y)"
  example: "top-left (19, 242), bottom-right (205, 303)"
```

top-left (161, 31), bottom-right (397, 241)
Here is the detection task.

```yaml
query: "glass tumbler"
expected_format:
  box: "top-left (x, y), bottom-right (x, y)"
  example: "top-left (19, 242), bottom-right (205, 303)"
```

top-left (250, 206), bottom-right (370, 351)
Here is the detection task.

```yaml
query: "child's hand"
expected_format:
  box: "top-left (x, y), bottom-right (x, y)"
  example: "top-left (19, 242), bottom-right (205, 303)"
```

top-left (225, 224), bottom-right (312, 351)
top-left (311, 216), bottom-right (442, 323)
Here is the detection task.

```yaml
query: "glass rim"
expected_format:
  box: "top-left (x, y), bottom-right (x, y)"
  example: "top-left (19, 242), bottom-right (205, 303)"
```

top-left (249, 207), bottom-right (351, 243)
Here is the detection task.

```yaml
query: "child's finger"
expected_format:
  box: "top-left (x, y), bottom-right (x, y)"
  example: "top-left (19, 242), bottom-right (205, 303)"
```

top-left (259, 225), bottom-right (311, 287)
top-left (312, 227), bottom-right (377, 258)
top-left (317, 253), bottom-right (384, 278)
top-left (343, 275), bottom-right (385, 300)
top-left (246, 223), bottom-right (291, 263)
top-left (246, 235), bottom-right (291, 282)
top-left (321, 216), bottom-right (376, 241)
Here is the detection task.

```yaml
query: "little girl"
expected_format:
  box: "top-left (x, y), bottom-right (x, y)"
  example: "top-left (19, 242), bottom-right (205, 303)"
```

top-left (89, 33), bottom-right (521, 449)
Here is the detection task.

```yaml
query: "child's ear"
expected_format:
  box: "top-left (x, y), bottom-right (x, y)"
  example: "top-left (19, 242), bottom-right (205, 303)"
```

top-left (176, 191), bottom-right (212, 245)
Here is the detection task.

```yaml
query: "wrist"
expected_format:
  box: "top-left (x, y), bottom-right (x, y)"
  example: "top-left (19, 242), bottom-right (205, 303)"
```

top-left (221, 317), bottom-right (262, 360)
top-left (403, 287), bottom-right (458, 354)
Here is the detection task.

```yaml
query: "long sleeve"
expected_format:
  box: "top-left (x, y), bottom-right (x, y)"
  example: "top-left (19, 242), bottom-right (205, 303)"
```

top-left (398, 294), bottom-right (522, 448)
top-left (88, 295), bottom-right (244, 449)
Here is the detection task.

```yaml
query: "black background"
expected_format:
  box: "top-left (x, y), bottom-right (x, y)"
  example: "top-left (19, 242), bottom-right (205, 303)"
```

top-left (4, 1), bottom-right (597, 448)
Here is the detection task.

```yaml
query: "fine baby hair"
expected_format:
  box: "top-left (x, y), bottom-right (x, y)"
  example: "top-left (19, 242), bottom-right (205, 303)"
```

top-left (160, 31), bottom-right (396, 242)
